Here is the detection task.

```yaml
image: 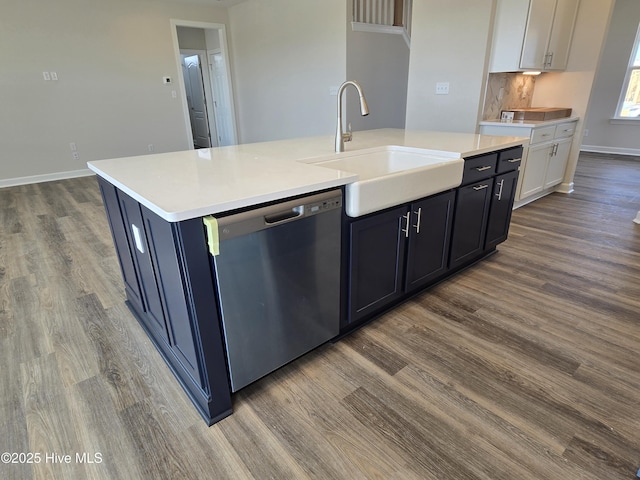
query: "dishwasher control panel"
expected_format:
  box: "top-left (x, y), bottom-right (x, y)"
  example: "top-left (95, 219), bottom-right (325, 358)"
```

top-left (215, 189), bottom-right (343, 241)
top-left (306, 196), bottom-right (342, 215)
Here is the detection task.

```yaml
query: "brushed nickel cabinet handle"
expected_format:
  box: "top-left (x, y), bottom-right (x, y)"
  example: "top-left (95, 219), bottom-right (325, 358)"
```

top-left (401, 212), bottom-right (410, 238)
top-left (475, 166), bottom-right (492, 172)
top-left (413, 207), bottom-right (422, 234)
top-left (473, 184), bottom-right (489, 191)
top-left (495, 179), bottom-right (504, 201)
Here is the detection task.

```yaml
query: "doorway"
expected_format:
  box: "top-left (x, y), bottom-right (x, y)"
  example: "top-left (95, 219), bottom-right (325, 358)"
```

top-left (181, 52), bottom-right (214, 148)
top-left (171, 20), bottom-right (238, 149)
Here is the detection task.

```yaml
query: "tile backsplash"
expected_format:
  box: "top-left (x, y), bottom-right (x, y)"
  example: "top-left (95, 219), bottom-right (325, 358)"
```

top-left (483, 73), bottom-right (536, 120)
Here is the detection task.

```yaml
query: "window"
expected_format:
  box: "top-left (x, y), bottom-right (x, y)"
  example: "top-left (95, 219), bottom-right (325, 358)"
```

top-left (616, 23), bottom-right (640, 118)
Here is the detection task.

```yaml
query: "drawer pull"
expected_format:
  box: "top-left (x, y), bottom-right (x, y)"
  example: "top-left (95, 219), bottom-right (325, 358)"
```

top-left (475, 165), bottom-right (492, 172)
top-left (507, 158), bottom-right (521, 163)
top-left (473, 184), bottom-right (489, 191)
top-left (541, 133), bottom-right (551, 137)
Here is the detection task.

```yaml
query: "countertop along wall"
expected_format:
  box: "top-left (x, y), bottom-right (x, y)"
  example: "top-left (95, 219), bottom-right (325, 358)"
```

top-left (0, 0), bottom-right (230, 187)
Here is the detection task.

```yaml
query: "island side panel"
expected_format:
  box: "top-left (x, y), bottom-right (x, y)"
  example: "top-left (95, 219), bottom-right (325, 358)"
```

top-left (171, 216), bottom-right (233, 424)
top-left (96, 176), bottom-right (232, 425)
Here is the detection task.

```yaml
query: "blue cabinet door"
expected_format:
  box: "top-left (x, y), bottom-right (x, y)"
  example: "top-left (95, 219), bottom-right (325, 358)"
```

top-left (348, 205), bottom-right (408, 323)
top-left (405, 190), bottom-right (455, 292)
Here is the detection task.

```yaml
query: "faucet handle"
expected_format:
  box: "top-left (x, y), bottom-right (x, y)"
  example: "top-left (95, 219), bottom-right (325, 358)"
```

top-left (342, 122), bottom-right (353, 143)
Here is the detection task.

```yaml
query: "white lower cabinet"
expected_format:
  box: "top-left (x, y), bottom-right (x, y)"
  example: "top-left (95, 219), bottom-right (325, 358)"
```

top-left (479, 118), bottom-right (577, 206)
top-left (520, 141), bottom-right (550, 198)
top-left (544, 136), bottom-right (572, 189)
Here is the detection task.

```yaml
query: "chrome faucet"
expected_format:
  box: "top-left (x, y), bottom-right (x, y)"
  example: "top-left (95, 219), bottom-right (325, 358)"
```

top-left (335, 80), bottom-right (369, 152)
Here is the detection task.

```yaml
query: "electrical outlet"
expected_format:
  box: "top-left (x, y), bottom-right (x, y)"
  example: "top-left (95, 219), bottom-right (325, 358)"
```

top-left (584, 129), bottom-right (589, 137)
top-left (148, 144), bottom-right (154, 152)
top-left (435, 82), bottom-right (449, 95)
top-left (72, 152), bottom-right (80, 160)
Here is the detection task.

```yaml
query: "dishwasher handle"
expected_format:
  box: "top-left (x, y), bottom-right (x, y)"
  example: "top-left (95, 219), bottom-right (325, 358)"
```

top-left (215, 189), bottom-right (342, 241)
top-left (264, 206), bottom-right (303, 225)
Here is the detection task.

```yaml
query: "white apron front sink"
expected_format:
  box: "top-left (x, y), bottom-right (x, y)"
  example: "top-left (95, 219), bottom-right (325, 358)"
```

top-left (313, 146), bottom-right (464, 217)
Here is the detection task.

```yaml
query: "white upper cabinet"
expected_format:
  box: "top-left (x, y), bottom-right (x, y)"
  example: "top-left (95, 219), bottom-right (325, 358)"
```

top-left (520, 0), bottom-right (557, 69)
top-left (490, 0), bottom-right (580, 72)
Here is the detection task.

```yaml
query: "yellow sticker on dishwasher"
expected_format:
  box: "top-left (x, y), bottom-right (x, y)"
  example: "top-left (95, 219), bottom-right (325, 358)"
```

top-left (202, 216), bottom-right (220, 256)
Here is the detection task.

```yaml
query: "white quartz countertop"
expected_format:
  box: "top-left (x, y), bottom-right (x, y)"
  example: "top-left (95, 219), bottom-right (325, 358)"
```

top-left (479, 116), bottom-right (580, 128)
top-left (88, 128), bottom-right (528, 222)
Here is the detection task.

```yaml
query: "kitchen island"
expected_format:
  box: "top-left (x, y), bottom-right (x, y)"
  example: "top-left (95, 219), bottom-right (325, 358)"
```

top-left (88, 128), bottom-right (527, 425)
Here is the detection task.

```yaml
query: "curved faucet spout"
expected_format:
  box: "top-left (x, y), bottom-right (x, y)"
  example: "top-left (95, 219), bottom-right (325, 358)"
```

top-left (335, 80), bottom-right (369, 152)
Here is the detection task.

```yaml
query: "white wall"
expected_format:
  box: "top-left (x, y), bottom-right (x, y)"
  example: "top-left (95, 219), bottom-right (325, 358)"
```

top-left (346, 28), bottom-right (409, 131)
top-left (0, 0), bottom-right (228, 185)
top-left (227, 0), bottom-right (347, 144)
top-left (177, 26), bottom-right (207, 50)
top-left (532, 0), bottom-right (615, 189)
top-left (581, 0), bottom-right (640, 155)
top-left (405, 0), bottom-right (496, 133)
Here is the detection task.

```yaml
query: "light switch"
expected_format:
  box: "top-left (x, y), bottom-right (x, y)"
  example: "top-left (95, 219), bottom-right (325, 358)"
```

top-left (43, 72), bottom-right (51, 81)
top-left (50, 72), bottom-right (58, 81)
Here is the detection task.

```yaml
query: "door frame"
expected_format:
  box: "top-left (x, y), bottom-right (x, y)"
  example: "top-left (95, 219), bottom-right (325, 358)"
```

top-left (170, 19), bottom-right (238, 149)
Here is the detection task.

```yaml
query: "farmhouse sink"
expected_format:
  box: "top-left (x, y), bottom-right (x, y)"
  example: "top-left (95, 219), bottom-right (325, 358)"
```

top-left (313, 146), bottom-right (464, 217)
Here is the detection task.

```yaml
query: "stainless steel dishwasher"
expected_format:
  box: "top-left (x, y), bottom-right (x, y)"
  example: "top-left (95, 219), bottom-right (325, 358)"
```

top-left (211, 189), bottom-right (342, 391)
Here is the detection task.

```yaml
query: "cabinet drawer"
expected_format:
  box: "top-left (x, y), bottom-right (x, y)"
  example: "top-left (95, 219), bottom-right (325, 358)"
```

top-left (497, 146), bottom-right (523, 173)
top-left (461, 152), bottom-right (497, 185)
top-left (554, 121), bottom-right (577, 139)
top-left (531, 125), bottom-right (556, 144)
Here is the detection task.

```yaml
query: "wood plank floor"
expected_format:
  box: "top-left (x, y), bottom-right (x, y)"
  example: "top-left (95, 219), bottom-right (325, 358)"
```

top-left (1, 152), bottom-right (639, 479)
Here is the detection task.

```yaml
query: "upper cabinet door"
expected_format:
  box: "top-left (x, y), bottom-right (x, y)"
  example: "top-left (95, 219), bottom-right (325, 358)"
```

top-left (520, 0), bottom-right (556, 70)
top-left (490, 0), bottom-right (580, 72)
top-left (546, 0), bottom-right (580, 70)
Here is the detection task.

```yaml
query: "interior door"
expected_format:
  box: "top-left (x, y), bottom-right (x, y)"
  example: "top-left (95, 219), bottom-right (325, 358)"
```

top-left (209, 51), bottom-right (235, 146)
top-left (184, 55), bottom-right (211, 148)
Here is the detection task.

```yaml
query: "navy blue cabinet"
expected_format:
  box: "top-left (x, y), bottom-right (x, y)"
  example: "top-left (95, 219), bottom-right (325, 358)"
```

top-left (348, 205), bottom-right (407, 323)
top-left (450, 147), bottom-right (522, 270)
top-left (449, 180), bottom-right (494, 270)
top-left (345, 146), bottom-right (522, 331)
top-left (405, 192), bottom-right (456, 292)
top-left (346, 190), bottom-right (455, 327)
top-left (96, 177), bottom-right (232, 425)
top-left (485, 170), bottom-right (519, 250)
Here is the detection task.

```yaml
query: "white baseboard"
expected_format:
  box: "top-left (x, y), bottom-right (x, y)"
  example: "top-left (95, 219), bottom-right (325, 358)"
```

top-left (581, 145), bottom-right (640, 157)
top-left (513, 183), bottom-right (572, 209)
top-left (555, 181), bottom-right (574, 194)
top-left (0, 169), bottom-right (94, 189)
top-left (634, 211), bottom-right (640, 224)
